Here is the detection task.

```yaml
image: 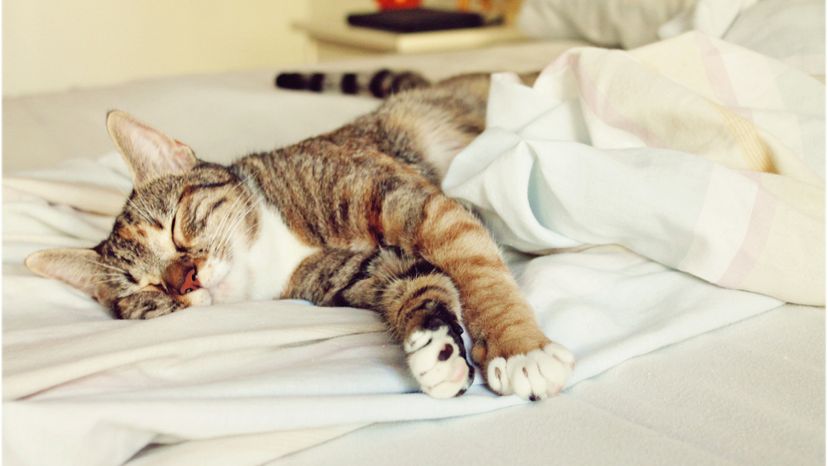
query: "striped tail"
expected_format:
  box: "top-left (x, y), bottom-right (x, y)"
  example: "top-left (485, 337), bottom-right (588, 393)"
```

top-left (274, 69), bottom-right (430, 98)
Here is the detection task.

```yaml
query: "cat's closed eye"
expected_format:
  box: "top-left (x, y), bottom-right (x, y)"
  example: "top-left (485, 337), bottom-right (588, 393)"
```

top-left (170, 214), bottom-right (188, 252)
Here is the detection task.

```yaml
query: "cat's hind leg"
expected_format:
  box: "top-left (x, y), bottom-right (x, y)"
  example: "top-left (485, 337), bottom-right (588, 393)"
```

top-left (283, 247), bottom-right (474, 398)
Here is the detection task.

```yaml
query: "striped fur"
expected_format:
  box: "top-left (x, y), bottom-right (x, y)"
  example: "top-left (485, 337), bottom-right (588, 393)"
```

top-left (26, 69), bottom-right (574, 400)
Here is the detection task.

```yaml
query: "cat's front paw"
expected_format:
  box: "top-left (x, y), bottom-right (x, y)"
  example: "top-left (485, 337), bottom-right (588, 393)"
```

top-left (486, 342), bottom-right (574, 401)
top-left (404, 315), bottom-right (474, 399)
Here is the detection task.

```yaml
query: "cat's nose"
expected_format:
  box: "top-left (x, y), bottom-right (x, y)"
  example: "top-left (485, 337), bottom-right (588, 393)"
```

top-left (164, 261), bottom-right (201, 295)
top-left (179, 266), bottom-right (201, 295)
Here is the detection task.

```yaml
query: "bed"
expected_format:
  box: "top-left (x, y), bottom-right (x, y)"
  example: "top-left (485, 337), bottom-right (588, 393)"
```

top-left (4, 6), bottom-right (824, 466)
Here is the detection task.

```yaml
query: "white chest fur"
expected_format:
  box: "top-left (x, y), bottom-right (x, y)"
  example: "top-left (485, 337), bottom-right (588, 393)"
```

top-left (199, 199), bottom-right (318, 305)
top-left (243, 204), bottom-right (318, 301)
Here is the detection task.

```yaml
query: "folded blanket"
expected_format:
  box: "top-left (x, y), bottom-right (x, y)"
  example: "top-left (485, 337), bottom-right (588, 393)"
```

top-left (445, 32), bottom-right (825, 306)
top-left (3, 33), bottom-right (814, 466)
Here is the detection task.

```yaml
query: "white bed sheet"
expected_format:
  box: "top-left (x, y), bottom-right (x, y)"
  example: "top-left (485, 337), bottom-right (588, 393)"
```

top-left (3, 41), bottom-right (824, 466)
top-left (276, 304), bottom-right (823, 466)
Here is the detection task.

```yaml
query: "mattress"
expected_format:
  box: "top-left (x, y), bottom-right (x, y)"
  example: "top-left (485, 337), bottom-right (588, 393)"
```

top-left (3, 40), bottom-right (824, 466)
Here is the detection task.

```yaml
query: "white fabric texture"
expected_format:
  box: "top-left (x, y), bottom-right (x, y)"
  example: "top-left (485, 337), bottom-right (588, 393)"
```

top-left (2, 37), bottom-right (822, 466)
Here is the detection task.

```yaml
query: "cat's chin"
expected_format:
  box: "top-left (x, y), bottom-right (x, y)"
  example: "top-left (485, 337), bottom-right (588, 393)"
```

top-left (204, 280), bottom-right (245, 305)
top-left (195, 259), bottom-right (238, 304)
top-left (196, 257), bottom-right (275, 305)
top-left (184, 288), bottom-right (213, 307)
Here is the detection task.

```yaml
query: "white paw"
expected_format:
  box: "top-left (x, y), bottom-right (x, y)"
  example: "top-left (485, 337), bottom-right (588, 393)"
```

top-left (183, 288), bottom-right (212, 307)
top-left (405, 326), bottom-right (473, 399)
top-left (486, 342), bottom-right (574, 401)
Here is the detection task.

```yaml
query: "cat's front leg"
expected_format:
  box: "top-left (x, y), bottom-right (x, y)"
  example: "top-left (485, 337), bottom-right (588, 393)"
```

top-left (409, 195), bottom-right (575, 400)
top-left (287, 167), bottom-right (574, 399)
top-left (283, 247), bottom-right (474, 398)
top-left (474, 329), bottom-right (574, 401)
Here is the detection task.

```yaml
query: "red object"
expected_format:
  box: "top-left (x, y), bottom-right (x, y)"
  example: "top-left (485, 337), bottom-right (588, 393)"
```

top-left (376, 0), bottom-right (421, 10)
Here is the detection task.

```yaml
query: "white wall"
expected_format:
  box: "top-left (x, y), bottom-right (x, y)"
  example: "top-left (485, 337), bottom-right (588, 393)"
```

top-left (310, 0), bottom-right (374, 23)
top-left (3, 0), bottom-right (313, 96)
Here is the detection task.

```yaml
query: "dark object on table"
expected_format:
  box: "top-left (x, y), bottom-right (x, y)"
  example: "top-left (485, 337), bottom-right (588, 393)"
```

top-left (347, 8), bottom-right (485, 33)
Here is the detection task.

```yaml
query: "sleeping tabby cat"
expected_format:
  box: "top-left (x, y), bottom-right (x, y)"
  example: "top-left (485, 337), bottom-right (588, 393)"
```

top-left (26, 69), bottom-right (574, 400)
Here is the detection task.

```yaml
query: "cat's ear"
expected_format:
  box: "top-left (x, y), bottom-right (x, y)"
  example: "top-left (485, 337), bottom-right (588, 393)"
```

top-left (25, 248), bottom-right (107, 298)
top-left (106, 110), bottom-right (198, 187)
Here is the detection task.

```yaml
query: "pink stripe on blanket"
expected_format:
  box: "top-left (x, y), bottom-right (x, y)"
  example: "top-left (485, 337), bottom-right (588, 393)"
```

top-left (695, 34), bottom-right (754, 121)
top-left (718, 172), bottom-right (776, 288)
top-left (545, 53), bottom-right (663, 147)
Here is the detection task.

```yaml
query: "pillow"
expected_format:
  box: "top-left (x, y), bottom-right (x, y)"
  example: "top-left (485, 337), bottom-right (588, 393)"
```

top-left (723, 0), bottom-right (825, 77)
top-left (517, 0), bottom-right (696, 48)
top-left (517, 0), bottom-right (824, 78)
top-left (658, 0), bottom-right (757, 40)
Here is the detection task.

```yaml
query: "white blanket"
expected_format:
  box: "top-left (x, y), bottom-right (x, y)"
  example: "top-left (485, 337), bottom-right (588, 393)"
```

top-left (3, 34), bottom-right (821, 466)
top-left (446, 32), bottom-right (825, 305)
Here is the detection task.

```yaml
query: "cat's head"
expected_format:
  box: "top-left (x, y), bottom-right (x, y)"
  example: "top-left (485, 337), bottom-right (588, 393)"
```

top-left (25, 111), bottom-right (262, 319)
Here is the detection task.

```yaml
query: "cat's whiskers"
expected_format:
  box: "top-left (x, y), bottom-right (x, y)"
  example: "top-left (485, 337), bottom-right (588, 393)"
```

top-left (125, 197), bottom-right (156, 225)
top-left (215, 193), bottom-right (261, 251)
top-left (225, 218), bottom-right (260, 247)
top-left (86, 269), bottom-right (134, 287)
top-left (205, 176), bottom-right (251, 247)
top-left (82, 259), bottom-right (129, 275)
top-left (88, 277), bottom-right (128, 286)
top-left (227, 192), bottom-right (261, 235)
top-left (212, 206), bottom-right (257, 256)
top-left (209, 181), bottom-right (258, 250)
top-left (207, 196), bottom-right (248, 251)
top-left (209, 193), bottom-right (249, 246)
